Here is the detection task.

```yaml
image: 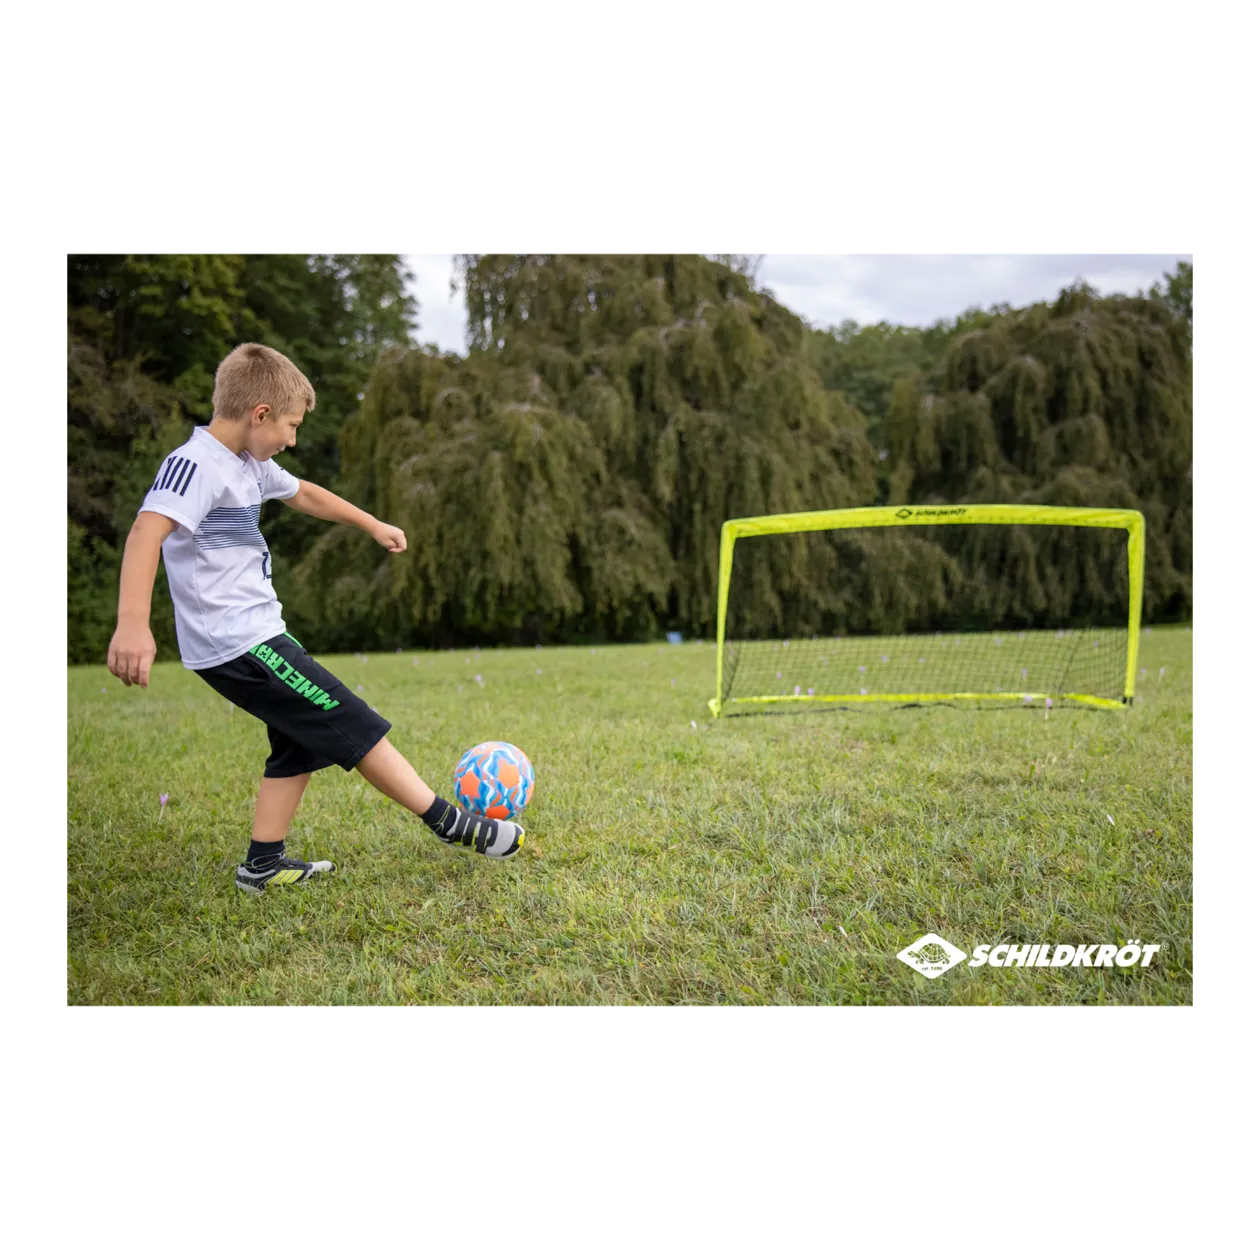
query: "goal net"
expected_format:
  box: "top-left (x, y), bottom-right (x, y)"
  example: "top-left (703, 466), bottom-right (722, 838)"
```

top-left (708, 505), bottom-right (1145, 717)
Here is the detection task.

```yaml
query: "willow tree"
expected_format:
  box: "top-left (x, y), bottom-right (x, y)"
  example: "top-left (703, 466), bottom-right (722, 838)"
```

top-left (882, 282), bottom-right (1192, 621)
top-left (66, 254), bottom-right (417, 663)
top-left (293, 255), bottom-right (877, 647)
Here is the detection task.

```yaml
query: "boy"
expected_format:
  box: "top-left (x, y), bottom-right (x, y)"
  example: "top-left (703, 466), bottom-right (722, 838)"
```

top-left (106, 343), bottom-right (522, 892)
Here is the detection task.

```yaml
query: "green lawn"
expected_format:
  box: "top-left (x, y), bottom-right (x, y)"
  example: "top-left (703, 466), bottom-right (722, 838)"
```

top-left (67, 626), bottom-right (1192, 1004)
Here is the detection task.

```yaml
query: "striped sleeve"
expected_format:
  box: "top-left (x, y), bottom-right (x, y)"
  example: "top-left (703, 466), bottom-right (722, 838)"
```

top-left (139, 449), bottom-right (215, 533)
top-left (259, 457), bottom-right (300, 501)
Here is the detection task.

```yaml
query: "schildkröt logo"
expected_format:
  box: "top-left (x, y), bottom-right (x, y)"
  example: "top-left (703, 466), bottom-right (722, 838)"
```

top-left (897, 933), bottom-right (969, 978)
top-left (895, 507), bottom-right (968, 520)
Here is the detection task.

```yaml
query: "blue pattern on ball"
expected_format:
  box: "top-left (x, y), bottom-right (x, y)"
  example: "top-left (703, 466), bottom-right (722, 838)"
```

top-left (453, 740), bottom-right (535, 820)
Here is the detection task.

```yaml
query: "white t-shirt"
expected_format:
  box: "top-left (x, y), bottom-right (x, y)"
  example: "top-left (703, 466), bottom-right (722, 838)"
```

top-left (139, 425), bottom-right (301, 669)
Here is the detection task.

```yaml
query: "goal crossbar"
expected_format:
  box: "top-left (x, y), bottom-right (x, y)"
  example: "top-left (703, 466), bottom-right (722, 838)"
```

top-left (707, 504), bottom-right (1145, 717)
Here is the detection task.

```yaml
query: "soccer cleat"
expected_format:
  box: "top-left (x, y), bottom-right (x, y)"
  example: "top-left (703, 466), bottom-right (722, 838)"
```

top-left (235, 855), bottom-right (336, 894)
top-left (429, 801), bottom-right (523, 858)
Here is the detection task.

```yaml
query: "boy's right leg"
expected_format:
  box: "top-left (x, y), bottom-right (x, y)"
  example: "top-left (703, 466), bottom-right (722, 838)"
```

top-left (354, 737), bottom-right (437, 815)
top-left (355, 736), bottom-right (523, 858)
top-left (197, 636), bottom-right (520, 866)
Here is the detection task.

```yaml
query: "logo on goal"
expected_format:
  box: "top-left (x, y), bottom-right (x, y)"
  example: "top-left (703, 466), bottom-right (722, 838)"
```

top-left (894, 506), bottom-right (968, 520)
top-left (897, 933), bottom-right (969, 978)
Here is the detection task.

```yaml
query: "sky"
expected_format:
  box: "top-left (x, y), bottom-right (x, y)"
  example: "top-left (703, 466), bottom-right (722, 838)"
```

top-left (403, 254), bottom-right (1191, 355)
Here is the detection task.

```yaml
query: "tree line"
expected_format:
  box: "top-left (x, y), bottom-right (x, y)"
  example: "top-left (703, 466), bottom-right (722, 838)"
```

top-left (67, 255), bottom-right (1192, 661)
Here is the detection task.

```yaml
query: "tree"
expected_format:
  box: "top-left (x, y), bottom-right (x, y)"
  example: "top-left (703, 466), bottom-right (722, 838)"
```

top-left (291, 255), bottom-right (877, 647)
top-left (66, 255), bottom-right (417, 663)
top-left (882, 282), bottom-right (1192, 620)
top-left (1151, 260), bottom-right (1192, 333)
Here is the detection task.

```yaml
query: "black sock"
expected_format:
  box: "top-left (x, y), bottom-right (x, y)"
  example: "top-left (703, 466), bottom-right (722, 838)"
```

top-left (421, 795), bottom-right (459, 835)
top-left (421, 795), bottom-right (518, 855)
top-left (246, 838), bottom-right (285, 871)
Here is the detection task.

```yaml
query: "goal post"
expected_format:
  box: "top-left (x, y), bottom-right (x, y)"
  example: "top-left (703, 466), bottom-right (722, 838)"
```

top-left (707, 504), bottom-right (1145, 717)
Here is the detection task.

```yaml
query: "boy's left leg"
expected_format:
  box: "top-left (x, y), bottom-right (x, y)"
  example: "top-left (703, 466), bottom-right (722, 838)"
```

top-left (235, 735), bottom-right (336, 894)
top-left (252, 772), bottom-right (313, 844)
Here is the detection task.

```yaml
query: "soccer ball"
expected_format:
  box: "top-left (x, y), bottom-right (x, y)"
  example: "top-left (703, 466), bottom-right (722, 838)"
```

top-left (453, 741), bottom-right (535, 820)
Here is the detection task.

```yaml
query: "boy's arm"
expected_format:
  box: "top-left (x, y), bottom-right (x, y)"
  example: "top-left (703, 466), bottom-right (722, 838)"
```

top-left (107, 511), bottom-right (177, 688)
top-left (285, 481), bottom-right (407, 553)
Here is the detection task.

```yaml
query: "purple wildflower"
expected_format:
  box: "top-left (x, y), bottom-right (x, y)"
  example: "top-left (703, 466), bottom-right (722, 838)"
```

top-left (794, 685), bottom-right (801, 696)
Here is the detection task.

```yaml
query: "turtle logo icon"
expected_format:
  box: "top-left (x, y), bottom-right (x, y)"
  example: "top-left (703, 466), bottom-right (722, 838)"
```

top-left (895, 508), bottom-right (913, 519)
top-left (897, 932), bottom-right (968, 978)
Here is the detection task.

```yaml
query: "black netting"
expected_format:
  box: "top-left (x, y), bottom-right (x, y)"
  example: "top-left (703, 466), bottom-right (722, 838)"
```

top-left (721, 523), bottom-right (1131, 708)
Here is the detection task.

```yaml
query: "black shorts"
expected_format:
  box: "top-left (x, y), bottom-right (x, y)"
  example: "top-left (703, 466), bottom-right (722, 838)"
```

top-left (195, 632), bottom-right (392, 778)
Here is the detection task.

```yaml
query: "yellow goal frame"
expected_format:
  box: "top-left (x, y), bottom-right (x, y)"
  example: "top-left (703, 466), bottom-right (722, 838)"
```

top-left (707, 504), bottom-right (1145, 717)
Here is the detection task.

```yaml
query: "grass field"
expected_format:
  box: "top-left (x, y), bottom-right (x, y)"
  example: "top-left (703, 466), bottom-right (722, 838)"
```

top-left (67, 626), bottom-right (1192, 1004)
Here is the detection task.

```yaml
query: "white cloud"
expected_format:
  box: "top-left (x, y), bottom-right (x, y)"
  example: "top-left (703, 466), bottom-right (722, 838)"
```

top-left (404, 254), bottom-right (467, 354)
top-left (404, 254), bottom-right (1192, 354)
top-left (758, 254), bottom-right (1192, 330)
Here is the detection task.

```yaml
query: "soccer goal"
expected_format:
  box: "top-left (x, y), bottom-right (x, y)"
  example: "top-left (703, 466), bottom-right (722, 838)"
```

top-left (707, 504), bottom-right (1145, 717)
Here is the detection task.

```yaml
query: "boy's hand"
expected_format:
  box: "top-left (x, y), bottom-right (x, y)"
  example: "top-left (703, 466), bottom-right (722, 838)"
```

top-left (372, 521), bottom-right (407, 553)
top-left (107, 622), bottom-right (157, 688)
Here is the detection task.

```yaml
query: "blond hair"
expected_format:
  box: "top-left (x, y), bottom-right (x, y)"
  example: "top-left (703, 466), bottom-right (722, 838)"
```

top-left (212, 343), bottom-right (317, 420)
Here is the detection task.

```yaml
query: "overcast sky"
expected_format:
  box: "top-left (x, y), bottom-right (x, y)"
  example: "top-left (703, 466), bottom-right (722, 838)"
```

top-left (404, 254), bottom-right (1191, 355)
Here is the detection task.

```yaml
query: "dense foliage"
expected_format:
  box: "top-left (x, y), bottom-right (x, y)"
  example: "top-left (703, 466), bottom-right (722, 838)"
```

top-left (67, 256), bottom-right (1192, 661)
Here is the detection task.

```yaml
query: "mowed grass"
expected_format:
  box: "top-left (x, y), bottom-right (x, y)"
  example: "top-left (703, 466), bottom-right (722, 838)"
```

top-left (68, 627), bottom-right (1192, 1005)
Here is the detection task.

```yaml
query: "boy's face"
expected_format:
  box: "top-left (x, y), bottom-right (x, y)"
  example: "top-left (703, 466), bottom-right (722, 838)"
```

top-left (246, 406), bottom-right (304, 462)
